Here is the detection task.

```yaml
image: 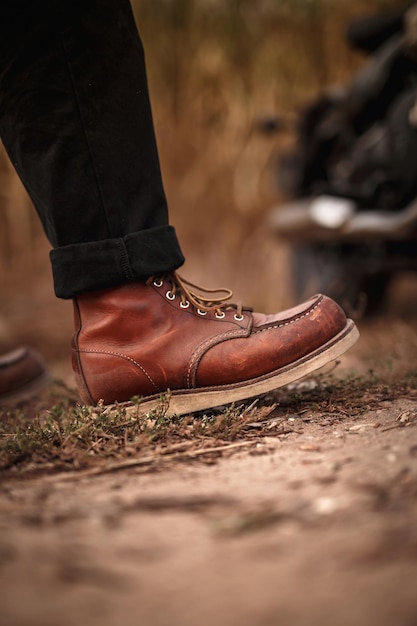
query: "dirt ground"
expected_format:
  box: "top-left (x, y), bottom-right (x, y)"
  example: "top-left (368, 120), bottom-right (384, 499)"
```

top-left (1, 274), bottom-right (417, 626)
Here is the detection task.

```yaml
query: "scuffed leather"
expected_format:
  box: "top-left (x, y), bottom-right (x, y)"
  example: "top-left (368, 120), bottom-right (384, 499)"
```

top-left (72, 279), bottom-right (347, 405)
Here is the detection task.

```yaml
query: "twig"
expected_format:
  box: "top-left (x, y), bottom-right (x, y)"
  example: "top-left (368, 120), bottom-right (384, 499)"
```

top-left (22, 440), bottom-right (257, 483)
top-left (380, 424), bottom-right (414, 433)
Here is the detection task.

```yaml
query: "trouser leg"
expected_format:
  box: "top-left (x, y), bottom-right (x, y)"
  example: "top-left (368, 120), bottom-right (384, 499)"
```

top-left (0, 0), bottom-right (184, 298)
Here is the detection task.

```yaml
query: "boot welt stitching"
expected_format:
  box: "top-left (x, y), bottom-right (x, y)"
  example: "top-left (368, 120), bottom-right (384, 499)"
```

top-left (76, 349), bottom-right (161, 392)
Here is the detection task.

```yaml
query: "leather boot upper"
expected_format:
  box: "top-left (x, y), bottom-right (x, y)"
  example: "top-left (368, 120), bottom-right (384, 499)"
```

top-left (72, 274), bottom-right (348, 405)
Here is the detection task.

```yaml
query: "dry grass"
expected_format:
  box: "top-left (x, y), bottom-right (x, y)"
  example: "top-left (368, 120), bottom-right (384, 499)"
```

top-left (0, 0), bottom-right (411, 437)
top-left (1, 369), bottom-right (416, 478)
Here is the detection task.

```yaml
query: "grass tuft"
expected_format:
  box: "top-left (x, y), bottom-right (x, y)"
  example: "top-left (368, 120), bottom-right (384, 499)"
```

top-left (1, 370), bottom-right (417, 477)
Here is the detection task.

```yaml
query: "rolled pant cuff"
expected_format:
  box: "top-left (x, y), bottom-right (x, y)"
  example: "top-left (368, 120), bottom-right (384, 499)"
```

top-left (50, 225), bottom-right (185, 299)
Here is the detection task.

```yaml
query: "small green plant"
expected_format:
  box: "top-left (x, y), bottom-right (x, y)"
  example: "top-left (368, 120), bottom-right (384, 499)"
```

top-left (1, 369), bottom-right (416, 476)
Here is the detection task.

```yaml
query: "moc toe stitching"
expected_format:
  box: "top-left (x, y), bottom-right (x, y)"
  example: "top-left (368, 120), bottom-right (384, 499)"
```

top-left (193, 296), bottom-right (346, 388)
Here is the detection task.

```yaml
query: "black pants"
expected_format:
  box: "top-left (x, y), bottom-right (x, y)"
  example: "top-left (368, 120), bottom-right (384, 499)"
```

top-left (0, 0), bottom-right (185, 298)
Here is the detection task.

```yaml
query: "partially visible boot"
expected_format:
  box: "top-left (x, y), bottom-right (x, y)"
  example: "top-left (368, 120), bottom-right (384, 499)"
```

top-left (72, 273), bottom-right (359, 416)
top-left (0, 347), bottom-right (51, 406)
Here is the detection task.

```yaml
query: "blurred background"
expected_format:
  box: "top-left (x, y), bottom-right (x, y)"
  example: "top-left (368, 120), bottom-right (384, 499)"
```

top-left (0, 0), bottom-right (412, 380)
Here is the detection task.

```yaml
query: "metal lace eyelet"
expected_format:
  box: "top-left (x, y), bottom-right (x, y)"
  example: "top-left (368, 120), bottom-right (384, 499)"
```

top-left (180, 300), bottom-right (190, 309)
top-left (197, 309), bottom-right (207, 316)
top-left (166, 290), bottom-right (176, 301)
top-left (153, 279), bottom-right (163, 287)
top-left (234, 313), bottom-right (244, 321)
top-left (215, 311), bottom-right (226, 319)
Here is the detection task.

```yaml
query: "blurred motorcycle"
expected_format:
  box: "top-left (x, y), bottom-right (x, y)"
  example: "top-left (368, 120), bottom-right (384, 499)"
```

top-left (266, 3), bottom-right (417, 316)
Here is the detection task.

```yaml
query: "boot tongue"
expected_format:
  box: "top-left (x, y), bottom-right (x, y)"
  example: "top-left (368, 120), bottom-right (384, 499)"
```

top-left (252, 296), bottom-right (319, 328)
top-left (252, 312), bottom-right (280, 326)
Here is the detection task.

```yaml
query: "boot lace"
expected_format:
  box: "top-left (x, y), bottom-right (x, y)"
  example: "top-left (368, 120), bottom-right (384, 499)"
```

top-left (148, 271), bottom-right (248, 319)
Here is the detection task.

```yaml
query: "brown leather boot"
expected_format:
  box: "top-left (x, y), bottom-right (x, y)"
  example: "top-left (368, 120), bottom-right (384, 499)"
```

top-left (72, 273), bottom-right (359, 415)
top-left (0, 347), bottom-right (51, 406)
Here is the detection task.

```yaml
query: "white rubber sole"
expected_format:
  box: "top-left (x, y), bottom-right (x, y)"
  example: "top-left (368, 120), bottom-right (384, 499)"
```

top-left (110, 319), bottom-right (359, 418)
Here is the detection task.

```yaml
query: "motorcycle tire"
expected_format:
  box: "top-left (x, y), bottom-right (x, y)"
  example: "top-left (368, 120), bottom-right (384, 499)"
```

top-left (291, 242), bottom-right (391, 318)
